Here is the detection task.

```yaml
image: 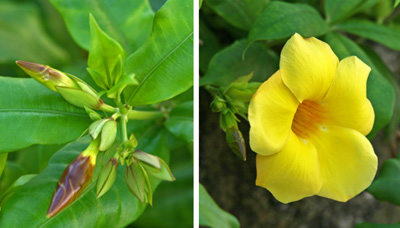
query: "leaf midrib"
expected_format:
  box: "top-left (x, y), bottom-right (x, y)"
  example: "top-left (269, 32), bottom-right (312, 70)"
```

top-left (128, 31), bottom-right (193, 103)
top-left (0, 109), bottom-right (88, 117)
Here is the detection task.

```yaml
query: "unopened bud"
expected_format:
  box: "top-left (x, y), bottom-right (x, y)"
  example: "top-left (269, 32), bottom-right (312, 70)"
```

top-left (47, 140), bottom-right (99, 217)
top-left (211, 97), bottom-right (226, 112)
top-left (96, 157), bottom-right (119, 198)
top-left (140, 157), bottom-right (175, 182)
top-left (225, 127), bottom-right (246, 161)
top-left (16, 60), bottom-right (78, 92)
top-left (125, 159), bottom-right (146, 203)
top-left (98, 119), bottom-right (117, 151)
top-left (133, 150), bottom-right (161, 169)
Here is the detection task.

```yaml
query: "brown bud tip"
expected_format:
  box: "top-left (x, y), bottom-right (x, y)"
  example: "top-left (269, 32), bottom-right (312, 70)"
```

top-left (226, 127), bottom-right (247, 161)
top-left (16, 60), bottom-right (47, 73)
top-left (47, 153), bottom-right (95, 217)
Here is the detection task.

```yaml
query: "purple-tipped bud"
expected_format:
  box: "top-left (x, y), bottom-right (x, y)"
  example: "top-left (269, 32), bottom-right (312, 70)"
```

top-left (47, 141), bottom-right (99, 217)
top-left (16, 60), bottom-right (77, 92)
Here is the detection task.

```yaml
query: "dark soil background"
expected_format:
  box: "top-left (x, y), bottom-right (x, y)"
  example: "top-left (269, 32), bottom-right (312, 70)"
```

top-left (199, 43), bottom-right (400, 228)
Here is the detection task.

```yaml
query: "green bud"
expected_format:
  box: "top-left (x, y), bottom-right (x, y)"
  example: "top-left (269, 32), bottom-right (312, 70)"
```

top-left (47, 139), bottom-right (99, 217)
top-left (133, 150), bottom-right (161, 169)
top-left (126, 134), bottom-right (138, 149)
top-left (141, 158), bottom-right (175, 182)
top-left (219, 111), bottom-right (238, 132)
top-left (99, 119), bottom-right (117, 151)
top-left (210, 97), bottom-right (226, 112)
top-left (16, 60), bottom-right (78, 92)
top-left (88, 118), bottom-right (109, 139)
top-left (125, 159), bottom-right (146, 203)
top-left (84, 106), bottom-right (102, 121)
top-left (96, 157), bottom-right (119, 198)
top-left (225, 126), bottom-right (246, 161)
top-left (56, 86), bottom-right (103, 110)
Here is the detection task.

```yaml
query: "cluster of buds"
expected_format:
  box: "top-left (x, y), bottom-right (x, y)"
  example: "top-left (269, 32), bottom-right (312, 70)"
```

top-left (209, 73), bottom-right (261, 161)
top-left (16, 60), bottom-right (115, 112)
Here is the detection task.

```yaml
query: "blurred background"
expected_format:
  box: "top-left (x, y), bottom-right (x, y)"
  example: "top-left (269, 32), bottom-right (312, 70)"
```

top-left (200, 0), bottom-right (400, 227)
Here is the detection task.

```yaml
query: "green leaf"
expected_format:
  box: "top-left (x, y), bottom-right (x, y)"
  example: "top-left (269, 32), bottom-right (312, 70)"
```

top-left (199, 19), bottom-right (221, 73)
top-left (0, 2), bottom-right (68, 65)
top-left (355, 223), bottom-right (400, 228)
top-left (124, 0), bottom-right (193, 106)
top-left (88, 15), bottom-right (125, 89)
top-left (334, 19), bottom-right (400, 50)
top-left (247, 1), bottom-right (329, 50)
top-left (0, 153), bottom-right (7, 179)
top-left (165, 101), bottom-right (193, 143)
top-left (0, 174), bottom-right (36, 210)
top-left (200, 39), bottom-right (278, 87)
top-left (362, 45), bottom-right (400, 139)
top-left (199, 184), bottom-right (240, 228)
top-left (50, 0), bottom-right (154, 52)
top-left (0, 77), bottom-right (91, 153)
top-left (204, 0), bottom-right (270, 30)
top-left (0, 124), bottom-right (169, 227)
top-left (395, 0), bottom-right (400, 7)
top-left (324, 0), bottom-right (370, 24)
top-left (368, 156), bottom-right (400, 205)
top-left (324, 32), bottom-right (394, 138)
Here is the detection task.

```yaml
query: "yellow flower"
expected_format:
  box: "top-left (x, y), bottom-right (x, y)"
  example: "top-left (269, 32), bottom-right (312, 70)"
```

top-left (249, 33), bottom-right (377, 203)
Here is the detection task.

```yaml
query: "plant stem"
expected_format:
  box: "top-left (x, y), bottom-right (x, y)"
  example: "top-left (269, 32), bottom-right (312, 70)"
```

top-left (120, 115), bottom-right (128, 142)
top-left (99, 103), bottom-right (118, 113)
top-left (127, 110), bottom-right (163, 120)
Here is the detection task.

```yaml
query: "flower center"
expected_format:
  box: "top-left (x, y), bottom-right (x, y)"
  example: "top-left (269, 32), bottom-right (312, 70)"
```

top-left (291, 100), bottom-right (325, 139)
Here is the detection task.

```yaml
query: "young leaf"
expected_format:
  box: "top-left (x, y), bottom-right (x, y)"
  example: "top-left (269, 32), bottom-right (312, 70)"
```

top-left (325, 32), bottom-right (395, 138)
top-left (334, 19), bottom-right (400, 50)
top-left (50, 0), bottom-right (154, 52)
top-left (246, 1), bottom-right (329, 51)
top-left (124, 0), bottom-right (193, 106)
top-left (199, 184), bottom-right (240, 228)
top-left (204, 0), bottom-right (270, 30)
top-left (88, 15), bottom-right (125, 90)
top-left (0, 77), bottom-right (91, 153)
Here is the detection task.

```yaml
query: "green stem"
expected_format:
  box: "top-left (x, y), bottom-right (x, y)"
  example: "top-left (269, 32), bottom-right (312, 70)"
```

top-left (120, 115), bottom-right (128, 142)
top-left (99, 103), bottom-right (118, 113)
top-left (127, 110), bottom-right (163, 120)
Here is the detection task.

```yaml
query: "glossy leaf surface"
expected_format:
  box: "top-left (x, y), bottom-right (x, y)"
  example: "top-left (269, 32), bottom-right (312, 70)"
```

top-left (124, 0), bottom-right (193, 106)
top-left (165, 101), bottom-right (194, 143)
top-left (0, 77), bottom-right (91, 153)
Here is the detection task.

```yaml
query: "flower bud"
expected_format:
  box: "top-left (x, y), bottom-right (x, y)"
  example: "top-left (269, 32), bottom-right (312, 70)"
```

top-left (125, 159), bottom-right (146, 203)
top-left (98, 119), bottom-right (117, 151)
top-left (133, 150), bottom-right (161, 169)
top-left (16, 60), bottom-right (78, 92)
top-left (47, 140), bottom-right (99, 217)
top-left (210, 97), bottom-right (226, 112)
top-left (140, 157), bottom-right (175, 182)
top-left (96, 157), bottom-right (119, 198)
top-left (225, 126), bottom-right (246, 161)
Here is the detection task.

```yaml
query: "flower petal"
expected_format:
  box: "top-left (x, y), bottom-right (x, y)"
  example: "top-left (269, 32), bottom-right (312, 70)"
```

top-left (280, 33), bottom-right (339, 102)
top-left (321, 56), bottom-right (374, 135)
top-left (309, 126), bottom-right (377, 202)
top-left (256, 132), bottom-right (321, 203)
top-left (249, 71), bottom-right (299, 156)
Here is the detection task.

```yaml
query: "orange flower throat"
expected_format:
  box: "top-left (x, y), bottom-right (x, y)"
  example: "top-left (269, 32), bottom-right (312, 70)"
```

top-left (292, 100), bottom-right (325, 139)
